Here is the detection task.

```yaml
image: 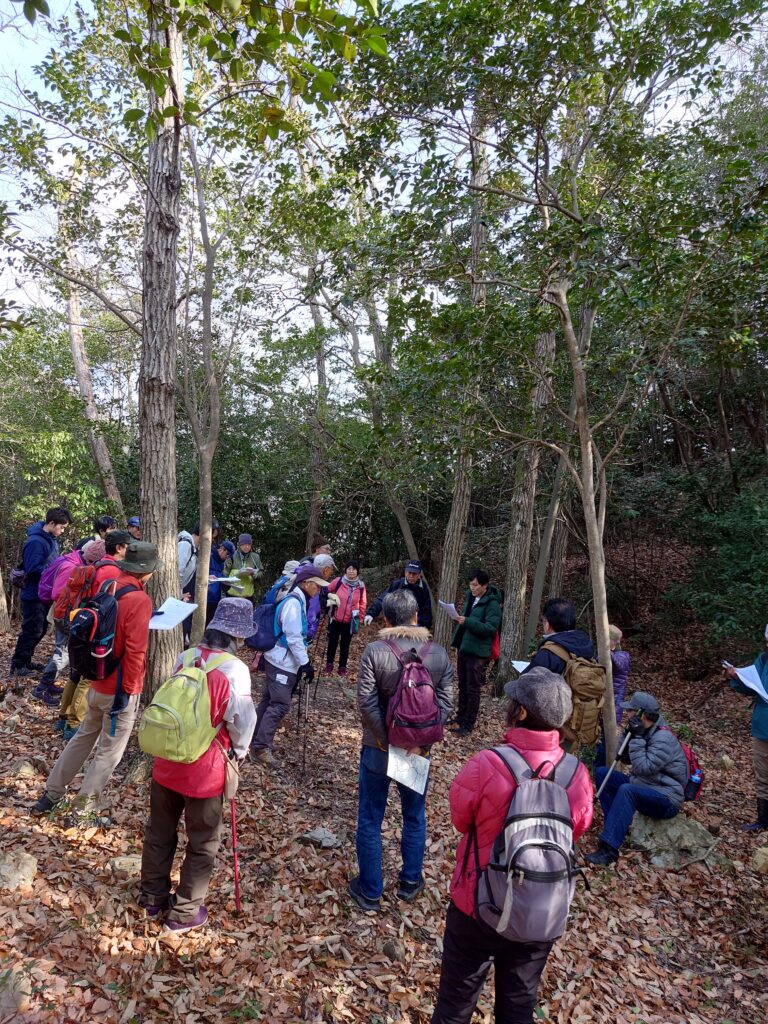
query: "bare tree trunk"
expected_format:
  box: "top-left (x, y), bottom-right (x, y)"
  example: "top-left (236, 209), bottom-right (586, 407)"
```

top-left (305, 271), bottom-right (327, 551)
top-left (716, 375), bottom-right (739, 494)
top-left (499, 331), bottom-right (555, 665)
top-left (548, 496), bottom-right (570, 597)
top-left (140, 11), bottom-right (184, 696)
top-left (525, 452), bottom-right (568, 651)
top-left (433, 111), bottom-right (488, 649)
top-left (65, 263), bottom-right (125, 515)
top-left (549, 283), bottom-right (617, 760)
top-left (0, 567), bottom-right (10, 633)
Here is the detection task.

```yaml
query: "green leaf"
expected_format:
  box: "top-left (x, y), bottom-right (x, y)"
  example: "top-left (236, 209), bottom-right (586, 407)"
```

top-left (313, 69), bottom-right (336, 101)
top-left (161, 106), bottom-right (179, 119)
top-left (145, 117), bottom-right (158, 144)
top-left (123, 108), bottom-right (145, 124)
top-left (230, 58), bottom-right (243, 82)
top-left (364, 35), bottom-right (387, 56)
top-left (23, 0), bottom-right (37, 24)
top-left (113, 28), bottom-right (132, 43)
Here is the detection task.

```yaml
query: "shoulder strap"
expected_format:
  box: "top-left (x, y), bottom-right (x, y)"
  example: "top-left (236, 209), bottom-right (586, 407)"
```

top-left (382, 637), bottom-right (407, 665)
top-left (490, 745), bottom-right (534, 786)
top-left (541, 641), bottom-right (572, 662)
top-left (548, 751), bottom-right (580, 789)
top-left (417, 641), bottom-right (433, 662)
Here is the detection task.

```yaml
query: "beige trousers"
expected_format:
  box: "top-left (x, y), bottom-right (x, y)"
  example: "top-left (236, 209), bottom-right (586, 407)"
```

top-left (46, 689), bottom-right (140, 802)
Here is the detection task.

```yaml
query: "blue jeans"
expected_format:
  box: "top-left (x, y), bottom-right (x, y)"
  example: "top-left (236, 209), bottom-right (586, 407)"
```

top-left (355, 745), bottom-right (427, 900)
top-left (596, 768), bottom-right (679, 850)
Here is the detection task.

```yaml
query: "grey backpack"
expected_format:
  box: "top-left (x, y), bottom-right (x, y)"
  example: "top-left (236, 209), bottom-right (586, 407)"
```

top-left (473, 746), bottom-right (585, 943)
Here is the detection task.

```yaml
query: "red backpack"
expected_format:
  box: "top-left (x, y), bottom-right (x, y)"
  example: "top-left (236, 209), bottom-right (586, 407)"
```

top-left (662, 726), bottom-right (704, 802)
top-left (53, 560), bottom-right (112, 631)
top-left (383, 640), bottom-right (444, 748)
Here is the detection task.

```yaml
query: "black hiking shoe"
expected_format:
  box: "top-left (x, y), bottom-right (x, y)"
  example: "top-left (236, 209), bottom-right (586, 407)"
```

top-left (397, 878), bottom-right (425, 903)
top-left (453, 726), bottom-right (473, 737)
top-left (741, 799), bottom-right (768, 832)
top-left (585, 841), bottom-right (619, 867)
top-left (348, 877), bottom-right (381, 913)
top-left (31, 792), bottom-right (60, 816)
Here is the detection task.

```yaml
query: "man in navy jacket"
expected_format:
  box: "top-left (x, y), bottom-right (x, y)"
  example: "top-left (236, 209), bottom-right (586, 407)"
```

top-left (365, 560), bottom-right (433, 630)
top-left (10, 508), bottom-right (71, 679)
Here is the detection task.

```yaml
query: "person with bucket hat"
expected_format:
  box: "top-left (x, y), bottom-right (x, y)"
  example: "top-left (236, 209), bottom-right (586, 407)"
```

top-left (139, 597), bottom-right (257, 934)
top-left (430, 667), bottom-right (593, 1024)
top-left (586, 691), bottom-right (688, 866)
top-left (30, 541), bottom-right (161, 819)
top-left (249, 562), bottom-right (328, 766)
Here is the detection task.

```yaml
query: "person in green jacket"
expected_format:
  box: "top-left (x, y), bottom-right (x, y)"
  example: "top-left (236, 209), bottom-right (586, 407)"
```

top-left (726, 625), bottom-right (768, 831)
top-left (449, 570), bottom-right (502, 737)
top-left (224, 534), bottom-right (263, 602)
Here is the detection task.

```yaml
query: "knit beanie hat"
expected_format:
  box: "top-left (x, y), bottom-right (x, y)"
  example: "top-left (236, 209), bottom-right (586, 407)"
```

top-left (82, 539), bottom-right (107, 563)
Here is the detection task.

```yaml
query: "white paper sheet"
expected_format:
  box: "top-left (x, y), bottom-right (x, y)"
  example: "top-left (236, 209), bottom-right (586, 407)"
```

top-left (735, 664), bottom-right (768, 703)
top-left (387, 746), bottom-right (430, 795)
top-left (208, 577), bottom-right (244, 588)
top-left (438, 600), bottom-right (460, 622)
top-left (511, 660), bottom-right (530, 674)
top-left (149, 597), bottom-right (197, 630)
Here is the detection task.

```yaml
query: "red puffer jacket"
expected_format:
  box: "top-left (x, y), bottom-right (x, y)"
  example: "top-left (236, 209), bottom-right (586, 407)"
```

top-left (449, 727), bottom-right (594, 917)
top-left (328, 577), bottom-right (367, 624)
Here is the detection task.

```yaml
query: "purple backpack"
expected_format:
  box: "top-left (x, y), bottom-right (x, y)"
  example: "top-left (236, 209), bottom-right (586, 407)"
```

top-left (38, 553), bottom-right (68, 602)
top-left (384, 639), bottom-right (443, 748)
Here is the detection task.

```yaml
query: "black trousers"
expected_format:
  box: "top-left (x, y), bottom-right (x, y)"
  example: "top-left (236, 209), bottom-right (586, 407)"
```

top-left (326, 618), bottom-right (352, 670)
top-left (11, 598), bottom-right (49, 670)
top-left (456, 652), bottom-right (489, 731)
top-left (431, 902), bottom-right (554, 1024)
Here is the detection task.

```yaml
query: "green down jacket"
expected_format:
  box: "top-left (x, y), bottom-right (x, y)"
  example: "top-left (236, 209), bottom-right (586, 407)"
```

top-left (451, 586), bottom-right (502, 659)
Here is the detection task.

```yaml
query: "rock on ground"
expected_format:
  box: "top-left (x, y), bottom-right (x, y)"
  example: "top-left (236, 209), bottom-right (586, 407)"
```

top-left (752, 847), bottom-right (768, 875)
top-left (629, 813), bottom-right (721, 869)
top-left (0, 966), bottom-right (32, 1014)
top-left (0, 850), bottom-right (37, 891)
top-left (108, 855), bottom-right (143, 878)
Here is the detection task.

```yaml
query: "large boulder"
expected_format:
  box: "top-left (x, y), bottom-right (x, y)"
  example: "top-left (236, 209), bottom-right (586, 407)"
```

top-left (0, 850), bottom-right (37, 891)
top-left (629, 813), bottom-right (721, 869)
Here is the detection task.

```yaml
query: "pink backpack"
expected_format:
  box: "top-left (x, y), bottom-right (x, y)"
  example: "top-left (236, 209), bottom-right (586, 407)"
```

top-left (383, 639), bottom-right (444, 748)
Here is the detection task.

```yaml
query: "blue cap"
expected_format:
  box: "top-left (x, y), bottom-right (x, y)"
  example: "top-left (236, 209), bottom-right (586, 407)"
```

top-left (127, 516), bottom-right (141, 527)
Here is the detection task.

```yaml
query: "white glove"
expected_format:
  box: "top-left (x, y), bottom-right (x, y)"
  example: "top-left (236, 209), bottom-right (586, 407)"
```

top-left (326, 593), bottom-right (340, 608)
top-left (364, 615), bottom-right (373, 626)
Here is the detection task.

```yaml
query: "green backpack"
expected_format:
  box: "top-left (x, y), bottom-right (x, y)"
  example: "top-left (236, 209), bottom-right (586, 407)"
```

top-left (138, 649), bottom-right (233, 763)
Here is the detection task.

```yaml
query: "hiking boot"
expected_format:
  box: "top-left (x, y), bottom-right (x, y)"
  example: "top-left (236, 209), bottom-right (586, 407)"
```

top-left (586, 841), bottom-right (619, 867)
top-left (31, 792), bottom-right (60, 816)
top-left (62, 725), bottom-right (79, 742)
top-left (30, 684), bottom-right (61, 707)
top-left (27, 661), bottom-right (45, 671)
top-left (164, 906), bottom-right (208, 933)
top-left (53, 718), bottom-right (65, 733)
top-left (9, 665), bottom-right (35, 678)
top-left (337, 667), bottom-right (347, 678)
top-left (249, 747), bottom-right (274, 766)
top-left (348, 877), bottom-right (380, 913)
top-left (323, 663), bottom-right (334, 675)
top-left (141, 896), bottom-right (172, 919)
top-left (39, 680), bottom-right (64, 695)
top-left (448, 721), bottom-right (464, 732)
top-left (453, 726), bottom-right (473, 737)
top-left (397, 878), bottom-right (425, 903)
top-left (741, 798), bottom-right (768, 832)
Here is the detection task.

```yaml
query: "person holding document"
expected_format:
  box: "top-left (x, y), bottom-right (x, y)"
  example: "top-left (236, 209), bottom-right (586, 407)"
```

top-left (726, 624), bottom-right (768, 831)
top-left (351, 589), bottom-right (453, 912)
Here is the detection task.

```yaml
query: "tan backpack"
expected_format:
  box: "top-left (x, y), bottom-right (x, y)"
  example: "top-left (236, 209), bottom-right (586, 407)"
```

top-left (541, 642), bottom-right (606, 747)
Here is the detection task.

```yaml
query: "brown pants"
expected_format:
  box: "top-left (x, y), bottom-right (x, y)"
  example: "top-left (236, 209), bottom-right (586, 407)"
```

top-left (140, 780), bottom-right (224, 924)
top-left (754, 737), bottom-right (768, 800)
top-left (58, 677), bottom-right (90, 728)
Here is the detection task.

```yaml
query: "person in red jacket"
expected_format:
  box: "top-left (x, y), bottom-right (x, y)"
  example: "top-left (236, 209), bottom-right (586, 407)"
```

top-left (430, 667), bottom-right (594, 1024)
top-left (139, 598), bottom-right (257, 934)
top-left (31, 542), bottom-right (160, 820)
top-left (324, 559), bottom-right (367, 677)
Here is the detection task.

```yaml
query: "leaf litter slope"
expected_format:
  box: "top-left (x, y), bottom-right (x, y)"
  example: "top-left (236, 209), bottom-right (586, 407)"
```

top-left (0, 607), bottom-right (766, 1023)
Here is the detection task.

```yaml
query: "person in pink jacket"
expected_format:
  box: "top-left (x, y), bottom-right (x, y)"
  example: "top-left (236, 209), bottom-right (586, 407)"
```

top-left (431, 667), bottom-right (594, 1024)
top-left (139, 598), bottom-right (257, 934)
top-left (323, 559), bottom-right (367, 677)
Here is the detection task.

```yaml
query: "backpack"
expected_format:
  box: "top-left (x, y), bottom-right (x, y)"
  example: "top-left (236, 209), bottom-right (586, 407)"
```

top-left (138, 648), bottom-right (233, 763)
top-left (541, 641), bottom-right (606, 747)
top-left (473, 747), bottom-right (584, 943)
top-left (383, 639), bottom-right (443, 748)
top-left (661, 726), bottom-right (704, 801)
top-left (38, 553), bottom-right (69, 602)
top-left (68, 579), bottom-right (135, 680)
top-left (262, 573), bottom-right (290, 606)
top-left (53, 559), bottom-right (112, 632)
top-left (245, 592), bottom-right (305, 651)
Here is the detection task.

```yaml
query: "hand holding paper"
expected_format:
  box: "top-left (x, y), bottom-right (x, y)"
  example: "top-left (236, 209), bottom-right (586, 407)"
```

top-left (438, 600), bottom-right (461, 622)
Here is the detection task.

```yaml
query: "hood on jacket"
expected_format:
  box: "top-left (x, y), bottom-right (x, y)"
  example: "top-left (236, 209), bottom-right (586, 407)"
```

top-left (27, 521), bottom-right (52, 542)
top-left (377, 625), bottom-right (431, 643)
top-left (543, 629), bottom-right (594, 660)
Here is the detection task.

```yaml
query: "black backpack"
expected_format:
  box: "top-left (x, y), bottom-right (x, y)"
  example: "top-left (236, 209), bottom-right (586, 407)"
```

top-left (68, 579), bottom-right (135, 680)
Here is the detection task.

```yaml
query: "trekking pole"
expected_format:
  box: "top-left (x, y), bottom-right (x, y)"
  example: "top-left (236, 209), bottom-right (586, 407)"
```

top-left (301, 678), bottom-right (311, 774)
top-left (594, 731), bottom-right (631, 802)
top-left (312, 613), bottom-right (330, 701)
top-left (230, 798), bottom-right (242, 913)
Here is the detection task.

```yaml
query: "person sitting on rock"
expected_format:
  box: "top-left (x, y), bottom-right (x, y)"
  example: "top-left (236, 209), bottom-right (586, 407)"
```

top-left (587, 691), bottom-right (688, 867)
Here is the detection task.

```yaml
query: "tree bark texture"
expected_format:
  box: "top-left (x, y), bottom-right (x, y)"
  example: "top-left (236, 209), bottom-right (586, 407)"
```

top-left (139, 12), bottom-right (184, 696)
top-left (548, 496), bottom-right (570, 599)
top-left (305, 270), bottom-right (327, 552)
top-left (0, 567), bottom-right (11, 633)
top-left (499, 330), bottom-right (555, 666)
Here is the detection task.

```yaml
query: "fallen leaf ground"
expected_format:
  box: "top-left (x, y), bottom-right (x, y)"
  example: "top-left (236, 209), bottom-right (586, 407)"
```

top-left (1, 540), bottom-right (767, 1024)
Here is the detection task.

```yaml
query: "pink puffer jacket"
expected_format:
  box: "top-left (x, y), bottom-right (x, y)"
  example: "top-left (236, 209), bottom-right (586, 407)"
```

top-left (448, 727), bottom-right (594, 917)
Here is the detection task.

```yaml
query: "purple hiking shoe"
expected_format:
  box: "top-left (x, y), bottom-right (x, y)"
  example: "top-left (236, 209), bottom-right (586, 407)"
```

top-left (164, 906), bottom-right (208, 934)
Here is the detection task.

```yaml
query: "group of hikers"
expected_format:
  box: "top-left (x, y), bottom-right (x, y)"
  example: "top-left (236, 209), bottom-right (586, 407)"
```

top-left (6, 508), bottom-right (768, 1021)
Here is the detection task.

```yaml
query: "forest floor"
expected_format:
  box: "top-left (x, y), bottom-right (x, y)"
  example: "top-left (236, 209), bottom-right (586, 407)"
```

top-left (0, 539), bottom-right (767, 1024)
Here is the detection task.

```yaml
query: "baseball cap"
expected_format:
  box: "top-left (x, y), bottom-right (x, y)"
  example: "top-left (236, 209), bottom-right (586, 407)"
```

top-left (406, 560), bottom-right (422, 573)
top-left (620, 691), bottom-right (661, 715)
top-left (127, 516), bottom-right (141, 528)
top-left (294, 563), bottom-right (328, 587)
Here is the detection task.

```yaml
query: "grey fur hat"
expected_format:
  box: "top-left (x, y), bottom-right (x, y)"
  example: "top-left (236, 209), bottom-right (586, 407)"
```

top-left (207, 598), bottom-right (255, 639)
top-left (503, 666), bottom-right (573, 729)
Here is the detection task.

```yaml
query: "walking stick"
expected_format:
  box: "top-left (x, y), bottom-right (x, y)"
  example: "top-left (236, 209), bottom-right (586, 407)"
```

top-left (594, 731), bottom-right (631, 802)
top-left (230, 798), bottom-right (242, 913)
